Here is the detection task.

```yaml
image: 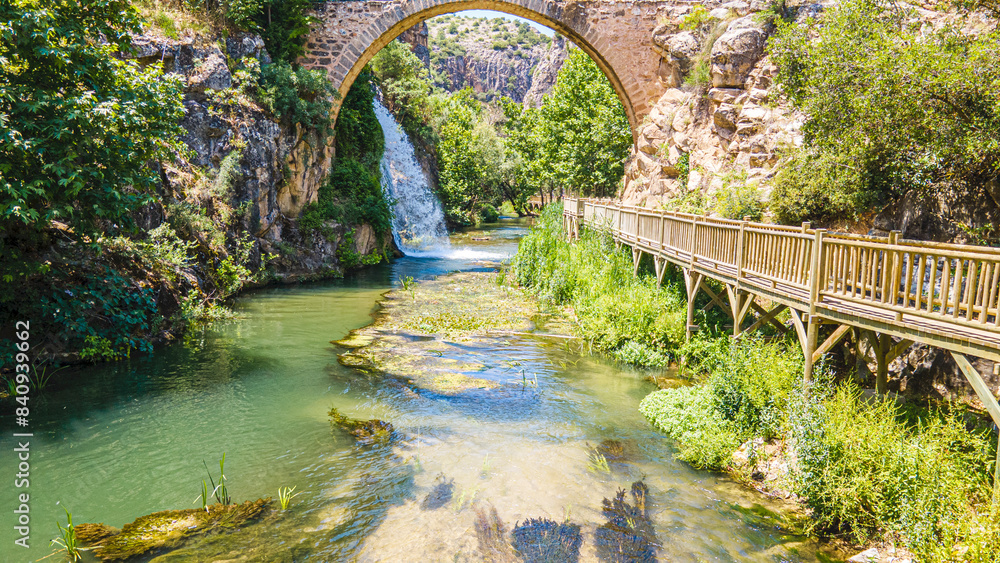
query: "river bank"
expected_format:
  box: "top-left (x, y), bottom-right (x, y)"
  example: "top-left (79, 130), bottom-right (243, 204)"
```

top-left (512, 205), bottom-right (1000, 563)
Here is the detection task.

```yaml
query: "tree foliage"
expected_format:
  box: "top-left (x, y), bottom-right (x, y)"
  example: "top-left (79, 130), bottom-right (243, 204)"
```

top-left (768, 0), bottom-right (1000, 223)
top-left (370, 40), bottom-right (434, 141)
top-left (434, 90), bottom-right (528, 224)
top-left (0, 0), bottom-right (185, 241)
top-left (508, 49), bottom-right (631, 198)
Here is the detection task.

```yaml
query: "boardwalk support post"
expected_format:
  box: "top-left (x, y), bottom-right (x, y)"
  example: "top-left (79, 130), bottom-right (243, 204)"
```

top-left (951, 352), bottom-right (1000, 503)
top-left (684, 270), bottom-right (703, 341)
top-left (804, 230), bottom-right (827, 382)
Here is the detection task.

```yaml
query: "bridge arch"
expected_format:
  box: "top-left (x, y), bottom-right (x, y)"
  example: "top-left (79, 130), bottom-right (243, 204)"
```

top-left (302, 0), bottom-right (671, 142)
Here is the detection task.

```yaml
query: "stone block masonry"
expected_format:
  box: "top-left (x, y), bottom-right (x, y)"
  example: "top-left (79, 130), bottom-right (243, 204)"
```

top-left (301, 0), bottom-right (718, 141)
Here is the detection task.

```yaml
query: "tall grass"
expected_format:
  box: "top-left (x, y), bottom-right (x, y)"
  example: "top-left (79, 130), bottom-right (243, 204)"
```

top-left (511, 204), bottom-right (686, 366)
top-left (793, 382), bottom-right (999, 559)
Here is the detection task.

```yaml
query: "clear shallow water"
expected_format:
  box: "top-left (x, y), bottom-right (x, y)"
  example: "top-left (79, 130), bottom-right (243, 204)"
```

top-left (0, 220), bottom-right (835, 562)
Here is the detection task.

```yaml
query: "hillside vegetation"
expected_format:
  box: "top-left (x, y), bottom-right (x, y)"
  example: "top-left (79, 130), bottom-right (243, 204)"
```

top-left (426, 15), bottom-right (558, 103)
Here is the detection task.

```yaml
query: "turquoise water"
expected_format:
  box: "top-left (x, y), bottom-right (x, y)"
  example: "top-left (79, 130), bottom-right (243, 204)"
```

top-left (1, 220), bottom-right (836, 562)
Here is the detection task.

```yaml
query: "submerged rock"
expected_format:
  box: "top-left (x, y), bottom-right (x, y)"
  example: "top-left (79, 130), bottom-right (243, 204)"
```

top-left (594, 481), bottom-right (658, 563)
top-left (328, 407), bottom-right (394, 445)
top-left (75, 499), bottom-right (271, 561)
top-left (512, 518), bottom-right (583, 563)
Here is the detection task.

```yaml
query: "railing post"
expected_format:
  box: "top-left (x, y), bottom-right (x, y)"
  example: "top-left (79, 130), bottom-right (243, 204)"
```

top-left (804, 229), bottom-right (826, 383)
top-left (737, 219), bottom-right (747, 282)
top-left (689, 216), bottom-right (699, 268)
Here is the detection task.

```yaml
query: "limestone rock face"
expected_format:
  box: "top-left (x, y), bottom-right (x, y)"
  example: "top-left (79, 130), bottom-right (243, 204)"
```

top-left (398, 22), bottom-right (430, 67)
top-left (131, 32), bottom-right (391, 282)
top-left (710, 17), bottom-right (768, 88)
top-left (621, 4), bottom-right (802, 211)
top-left (414, 16), bottom-right (567, 104)
top-left (524, 35), bottom-right (569, 108)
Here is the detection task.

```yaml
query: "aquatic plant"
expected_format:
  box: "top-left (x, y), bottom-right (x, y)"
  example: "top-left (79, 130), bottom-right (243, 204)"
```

top-left (594, 481), bottom-right (658, 563)
top-left (29, 362), bottom-right (65, 391)
top-left (194, 479), bottom-right (210, 511)
top-left (74, 499), bottom-right (271, 561)
top-left (474, 505), bottom-right (519, 563)
top-left (587, 452), bottom-right (611, 474)
top-left (399, 275), bottom-right (416, 299)
top-left (452, 486), bottom-right (479, 512)
top-left (597, 440), bottom-right (626, 462)
top-left (481, 454), bottom-right (491, 479)
top-left (512, 517), bottom-right (583, 563)
top-left (50, 506), bottom-right (82, 562)
top-left (204, 453), bottom-right (231, 506)
top-left (278, 486), bottom-right (300, 510)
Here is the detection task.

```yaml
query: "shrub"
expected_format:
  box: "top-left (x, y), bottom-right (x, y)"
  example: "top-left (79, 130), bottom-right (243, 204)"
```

top-left (512, 204), bottom-right (689, 364)
top-left (768, 0), bottom-right (1000, 224)
top-left (712, 173), bottom-right (764, 220)
top-left (769, 148), bottom-right (880, 224)
top-left (703, 336), bottom-right (801, 440)
top-left (640, 386), bottom-right (738, 470)
top-left (299, 159), bottom-right (392, 239)
top-left (792, 382), bottom-right (996, 557)
top-left (258, 61), bottom-right (335, 137)
top-left (479, 203), bottom-right (500, 223)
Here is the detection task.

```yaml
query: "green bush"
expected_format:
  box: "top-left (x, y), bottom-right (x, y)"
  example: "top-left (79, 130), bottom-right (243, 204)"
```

top-left (703, 336), bottom-right (801, 440)
top-left (712, 173), bottom-right (764, 221)
top-left (258, 61), bottom-right (335, 137)
top-left (769, 148), bottom-right (881, 224)
top-left (640, 386), bottom-right (738, 470)
top-left (793, 382), bottom-right (996, 558)
top-left (334, 67), bottom-right (384, 163)
top-left (300, 159), bottom-right (392, 239)
top-left (512, 204), bottom-right (687, 364)
top-left (768, 0), bottom-right (1000, 224)
top-left (479, 203), bottom-right (500, 223)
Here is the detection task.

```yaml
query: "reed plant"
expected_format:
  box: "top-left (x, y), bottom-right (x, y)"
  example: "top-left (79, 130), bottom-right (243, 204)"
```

top-left (50, 507), bottom-right (82, 562)
top-left (204, 453), bottom-right (231, 505)
top-left (278, 486), bottom-right (300, 510)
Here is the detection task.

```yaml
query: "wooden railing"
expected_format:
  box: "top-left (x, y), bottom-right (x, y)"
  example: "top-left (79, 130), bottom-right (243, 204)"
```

top-left (563, 196), bottom-right (1000, 362)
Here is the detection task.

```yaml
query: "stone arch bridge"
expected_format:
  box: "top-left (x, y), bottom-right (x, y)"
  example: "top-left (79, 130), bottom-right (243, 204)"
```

top-left (301, 0), bottom-right (685, 139)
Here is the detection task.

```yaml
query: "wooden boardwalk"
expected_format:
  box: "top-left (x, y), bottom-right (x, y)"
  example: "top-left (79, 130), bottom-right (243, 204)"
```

top-left (563, 197), bottom-right (1000, 429)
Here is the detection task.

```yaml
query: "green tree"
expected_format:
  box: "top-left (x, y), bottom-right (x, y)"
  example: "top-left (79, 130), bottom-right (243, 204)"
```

top-left (0, 0), bottom-right (185, 249)
top-left (509, 49), bottom-right (631, 198)
top-left (251, 0), bottom-right (316, 65)
top-left (768, 0), bottom-right (1000, 223)
top-left (370, 40), bottom-right (433, 141)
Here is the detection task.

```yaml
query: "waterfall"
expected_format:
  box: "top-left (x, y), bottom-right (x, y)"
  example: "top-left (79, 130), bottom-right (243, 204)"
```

top-left (374, 99), bottom-right (451, 255)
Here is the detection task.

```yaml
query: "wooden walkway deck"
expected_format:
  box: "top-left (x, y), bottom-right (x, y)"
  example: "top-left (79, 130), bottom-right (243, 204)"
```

top-left (563, 197), bottom-right (1000, 431)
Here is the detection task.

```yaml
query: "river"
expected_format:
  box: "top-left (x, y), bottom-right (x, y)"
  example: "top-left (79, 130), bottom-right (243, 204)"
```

top-left (0, 221), bottom-right (838, 562)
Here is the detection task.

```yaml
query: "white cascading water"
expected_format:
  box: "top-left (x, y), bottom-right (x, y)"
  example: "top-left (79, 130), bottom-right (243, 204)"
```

top-left (374, 99), bottom-right (451, 255)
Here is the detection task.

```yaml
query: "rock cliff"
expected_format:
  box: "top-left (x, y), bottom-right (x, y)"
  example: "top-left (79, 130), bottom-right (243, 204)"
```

top-left (130, 32), bottom-right (391, 283)
top-left (625, 2), bottom-right (999, 241)
top-left (421, 15), bottom-right (567, 103)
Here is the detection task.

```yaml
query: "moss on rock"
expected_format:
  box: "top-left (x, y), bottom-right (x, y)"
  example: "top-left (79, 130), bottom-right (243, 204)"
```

top-left (76, 499), bottom-right (271, 561)
top-left (329, 407), bottom-right (394, 445)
